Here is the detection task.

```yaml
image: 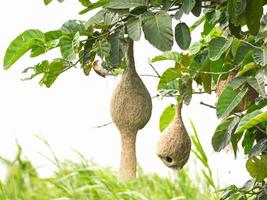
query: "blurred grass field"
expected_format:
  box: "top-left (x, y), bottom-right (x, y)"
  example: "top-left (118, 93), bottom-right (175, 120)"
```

top-left (0, 123), bottom-right (218, 200)
top-left (0, 151), bottom-right (213, 200)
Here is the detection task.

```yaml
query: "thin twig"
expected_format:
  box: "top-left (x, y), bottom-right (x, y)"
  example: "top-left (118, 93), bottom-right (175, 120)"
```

top-left (200, 102), bottom-right (266, 134)
top-left (92, 122), bottom-right (112, 129)
top-left (140, 74), bottom-right (160, 78)
top-left (200, 101), bottom-right (216, 109)
top-left (148, 62), bottom-right (161, 78)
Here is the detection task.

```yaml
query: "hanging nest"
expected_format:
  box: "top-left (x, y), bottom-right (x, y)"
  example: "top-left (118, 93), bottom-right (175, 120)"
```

top-left (110, 38), bottom-right (152, 180)
top-left (156, 103), bottom-right (191, 170)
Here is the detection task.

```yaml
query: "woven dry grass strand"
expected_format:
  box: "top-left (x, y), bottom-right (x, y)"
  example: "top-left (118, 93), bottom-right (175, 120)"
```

top-left (156, 103), bottom-right (191, 170)
top-left (110, 38), bottom-right (152, 180)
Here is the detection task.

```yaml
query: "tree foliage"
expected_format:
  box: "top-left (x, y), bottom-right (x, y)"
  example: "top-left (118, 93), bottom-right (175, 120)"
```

top-left (3, 0), bottom-right (267, 198)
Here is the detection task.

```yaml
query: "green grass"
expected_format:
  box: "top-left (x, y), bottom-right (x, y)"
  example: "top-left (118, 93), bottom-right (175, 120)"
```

top-left (0, 124), bottom-right (218, 200)
top-left (0, 148), bottom-right (215, 200)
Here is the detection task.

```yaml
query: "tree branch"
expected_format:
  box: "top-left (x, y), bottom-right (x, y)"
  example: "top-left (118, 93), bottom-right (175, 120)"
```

top-left (91, 122), bottom-right (112, 129)
top-left (148, 62), bottom-right (161, 78)
top-left (200, 102), bottom-right (266, 134)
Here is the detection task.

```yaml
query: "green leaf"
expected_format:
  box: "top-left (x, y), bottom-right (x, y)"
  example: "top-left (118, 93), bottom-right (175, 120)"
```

top-left (104, 11), bottom-right (119, 25)
top-left (174, 9), bottom-right (183, 20)
top-left (79, 0), bottom-right (109, 14)
top-left (159, 104), bottom-right (175, 132)
top-left (78, 0), bottom-right (91, 7)
top-left (253, 48), bottom-right (267, 66)
top-left (212, 117), bottom-right (240, 152)
top-left (44, 30), bottom-right (63, 42)
top-left (175, 23), bottom-right (191, 50)
top-left (246, 155), bottom-right (267, 181)
top-left (242, 130), bottom-right (256, 155)
top-left (40, 59), bottom-right (70, 87)
top-left (234, 42), bottom-right (255, 65)
top-left (82, 39), bottom-right (95, 67)
top-left (22, 60), bottom-right (50, 80)
top-left (4, 29), bottom-right (45, 69)
top-left (59, 32), bottom-right (80, 60)
top-left (231, 131), bottom-right (243, 158)
top-left (179, 76), bottom-right (193, 105)
top-left (96, 39), bottom-right (111, 59)
top-left (61, 20), bottom-right (86, 35)
top-left (151, 51), bottom-right (181, 62)
top-left (249, 138), bottom-right (267, 158)
top-left (86, 9), bottom-right (106, 28)
top-left (228, 0), bottom-right (246, 26)
top-left (30, 30), bottom-right (63, 58)
top-left (247, 71), bottom-right (266, 96)
top-left (30, 41), bottom-right (46, 58)
top-left (245, 0), bottom-right (263, 35)
top-left (216, 86), bottom-right (248, 119)
top-left (142, 11), bottom-right (173, 51)
top-left (108, 30), bottom-right (123, 68)
top-left (44, 0), bottom-right (53, 5)
top-left (235, 110), bottom-right (267, 133)
top-left (105, 0), bottom-right (146, 9)
top-left (237, 62), bottom-right (257, 76)
top-left (181, 0), bottom-right (195, 14)
top-left (158, 80), bottom-right (179, 96)
top-left (191, 0), bottom-right (201, 17)
top-left (158, 68), bottom-right (180, 90)
top-left (127, 17), bottom-right (142, 41)
top-left (200, 60), bottom-right (211, 93)
top-left (208, 37), bottom-right (233, 61)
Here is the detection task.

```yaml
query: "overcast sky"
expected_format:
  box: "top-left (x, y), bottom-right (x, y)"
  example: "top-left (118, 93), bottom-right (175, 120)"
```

top-left (0, 0), bottom-right (251, 186)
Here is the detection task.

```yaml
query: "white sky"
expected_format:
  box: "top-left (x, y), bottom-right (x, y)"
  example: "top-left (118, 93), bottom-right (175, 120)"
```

top-left (0, 0), bottom-right (251, 187)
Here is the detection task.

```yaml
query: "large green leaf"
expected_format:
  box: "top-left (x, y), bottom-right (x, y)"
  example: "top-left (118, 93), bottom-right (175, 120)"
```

top-left (108, 30), bottom-right (123, 68)
top-left (59, 32), bottom-right (80, 60)
top-left (253, 48), bottom-right (267, 67)
top-left (200, 60), bottom-right (211, 93)
top-left (235, 110), bottom-right (267, 133)
top-left (216, 86), bottom-right (248, 119)
top-left (208, 37), bottom-right (233, 61)
top-left (151, 51), bottom-right (181, 62)
top-left (105, 0), bottom-right (146, 9)
top-left (191, 0), bottom-right (201, 17)
top-left (181, 0), bottom-right (195, 14)
top-left (96, 39), bottom-right (110, 59)
top-left (86, 10), bottom-right (106, 28)
top-left (61, 20), bottom-right (86, 36)
top-left (212, 117), bottom-right (240, 152)
top-left (159, 104), bottom-right (175, 132)
top-left (245, 0), bottom-right (263, 35)
top-left (158, 68), bottom-right (180, 90)
top-left (142, 11), bottom-right (173, 51)
top-left (246, 155), bottom-right (267, 181)
top-left (4, 30), bottom-right (45, 69)
top-left (30, 30), bottom-right (63, 58)
top-left (242, 130), bottom-right (256, 155)
top-left (175, 23), bottom-right (191, 50)
top-left (228, 0), bottom-right (246, 26)
top-left (126, 17), bottom-right (142, 41)
top-left (234, 42), bottom-right (255, 65)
